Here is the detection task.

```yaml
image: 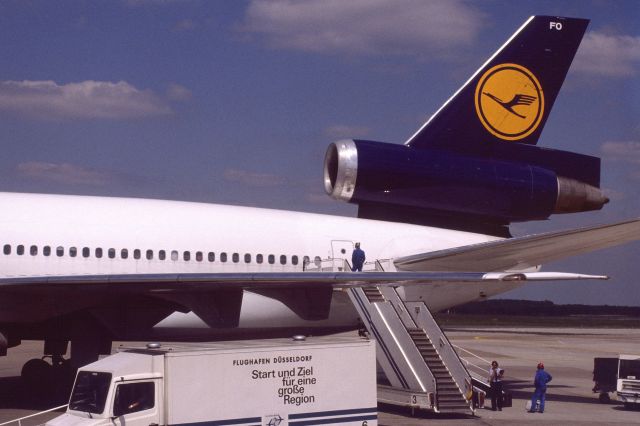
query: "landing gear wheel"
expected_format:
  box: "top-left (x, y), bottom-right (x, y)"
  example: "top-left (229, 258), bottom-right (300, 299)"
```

top-left (598, 392), bottom-right (610, 403)
top-left (21, 358), bottom-right (53, 404)
top-left (21, 358), bottom-right (52, 384)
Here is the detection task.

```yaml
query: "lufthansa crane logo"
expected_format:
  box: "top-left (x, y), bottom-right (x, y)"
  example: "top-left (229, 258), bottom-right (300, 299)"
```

top-left (474, 63), bottom-right (544, 141)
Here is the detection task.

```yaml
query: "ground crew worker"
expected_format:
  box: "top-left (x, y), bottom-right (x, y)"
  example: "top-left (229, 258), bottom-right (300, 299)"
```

top-left (529, 362), bottom-right (552, 413)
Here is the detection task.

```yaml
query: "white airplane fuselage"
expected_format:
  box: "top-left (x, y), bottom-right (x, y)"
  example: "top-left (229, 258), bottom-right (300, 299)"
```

top-left (0, 192), bottom-right (521, 338)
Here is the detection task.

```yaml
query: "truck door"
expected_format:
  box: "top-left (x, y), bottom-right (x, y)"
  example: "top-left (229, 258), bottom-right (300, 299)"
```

top-left (331, 240), bottom-right (354, 271)
top-left (111, 379), bottom-right (162, 426)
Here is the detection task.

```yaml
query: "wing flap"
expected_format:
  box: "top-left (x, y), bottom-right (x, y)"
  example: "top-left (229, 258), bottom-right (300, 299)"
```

top-left (394, 218), bottom-right (640, 272)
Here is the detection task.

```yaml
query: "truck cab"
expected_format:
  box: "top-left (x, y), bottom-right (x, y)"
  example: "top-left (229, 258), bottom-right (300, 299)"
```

top-left (47, 351), bottom-right (163, 426)
top-left (617, 354), bottom-right (640, 409)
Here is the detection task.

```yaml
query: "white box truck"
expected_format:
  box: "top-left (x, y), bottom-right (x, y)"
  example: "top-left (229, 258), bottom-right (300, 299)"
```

top-left (46, 336), bottom-right (377, 426)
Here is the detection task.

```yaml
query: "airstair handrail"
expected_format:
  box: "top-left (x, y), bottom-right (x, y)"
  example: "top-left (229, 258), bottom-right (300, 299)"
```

top-left (0, 404), bottom-right (67, 426)
top-left (453, 343), bottom-right (492, 381)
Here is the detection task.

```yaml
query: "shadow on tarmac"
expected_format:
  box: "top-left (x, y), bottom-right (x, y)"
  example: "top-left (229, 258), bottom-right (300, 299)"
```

top-left (0, 376), bottom-right (70, 411)
top-left (378, 402), bottom-right (474, 421)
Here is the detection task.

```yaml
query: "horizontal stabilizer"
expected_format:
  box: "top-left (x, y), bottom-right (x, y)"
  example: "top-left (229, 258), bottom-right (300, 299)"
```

top-left (394, 218), bottom-right (640, 272)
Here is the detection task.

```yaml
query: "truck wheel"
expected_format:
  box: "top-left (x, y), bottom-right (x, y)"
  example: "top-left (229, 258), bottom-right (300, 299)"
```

top-left (598, 393), bottom-right (610, 403)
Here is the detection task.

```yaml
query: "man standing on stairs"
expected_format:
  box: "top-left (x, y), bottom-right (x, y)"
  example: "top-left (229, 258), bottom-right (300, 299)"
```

top-left (488, 360), bottom-right (504, 411)
top-left (351, 242), bottom-right (365, 272)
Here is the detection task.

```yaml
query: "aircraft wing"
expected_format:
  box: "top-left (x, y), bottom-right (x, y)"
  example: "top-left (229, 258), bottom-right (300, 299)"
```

top-left (394, 218), bottom-right (640, 272)
top-left (0, 271), bottom-right (603, 327)
top-left (0, 270), bottom-right (607, 292)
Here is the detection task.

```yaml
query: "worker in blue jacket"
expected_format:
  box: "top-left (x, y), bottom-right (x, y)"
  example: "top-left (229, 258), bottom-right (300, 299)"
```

top-left (529, 362), bottom-right (552, 413)
top-left (351, 242), bottom-right (366, 271)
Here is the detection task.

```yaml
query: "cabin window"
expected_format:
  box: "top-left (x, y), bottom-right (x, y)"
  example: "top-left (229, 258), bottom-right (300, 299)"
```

top-left (256, 254), bottom-right (263, 264)
top-left (108, 248), bottom-right (116, 259)
top-left (244, 253), bottom-right (251, 263)
top-left (280, 255), bottom-right (287, 265)
top-left (95, 248), bottom-right (103, 258)
top-left (113, 382), bottom-right (155, 416)
top-left (57, 246), bottom-right (64, 257)
top-left (208, 252), bottom-right (215, 262)
top-left (159, 250), bottom-right (166, 260)
top-left (69, 247), bottom-right (77, 257)
top-left (30, 245), bottom-right (37, 256)
top-left (146, 250), bottom-right (153, 260)
top-left (314, 256), bottom-right (322, 266)
top-left (3, 244), bottom-right (10, 255)
top-left (220, 252), bottom-right (227, 263)
top-left (171, 250), bottom-right (178, 261)
top-left (196, 251), bottom-right (203, 262)
top-left (303, 256), bottom-right (310, 265)
top-left (43, 246), bottom-right (51, 256)
top-left (17, 245), bottom-right (24, 255)
top-left (232, 253), bottom-right (239, 263)
top-left (121, 249), bottom-right (128, 259)
top-left (268, 254), bottom-right (275, 264)
top-left (183, 251), bottom-right (190, 261)
top-left (82, 247), bottom-right (90, 258)
top-left (133, 249), bottom-right (141, 260)
top-left (292, 255), bottom-right (298, 265)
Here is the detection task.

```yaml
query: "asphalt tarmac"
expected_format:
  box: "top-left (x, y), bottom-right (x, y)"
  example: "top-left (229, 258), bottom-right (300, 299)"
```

top-left (1, 327), bottom-right (639, 426)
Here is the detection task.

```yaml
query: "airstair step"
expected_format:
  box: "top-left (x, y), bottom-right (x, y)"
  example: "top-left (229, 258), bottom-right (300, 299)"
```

top-left (438, 398), bottom-right (468, 405)
top-left (438, 390), bottom-right (462, 397)
top-left (438, 403), bottom-right (471, 411)
top-left (439, 398), bottom-right (466, 405)
top-left (438, 397), bottom-right (468, 404)
top-left (362, 287), bottom-right (385, 302)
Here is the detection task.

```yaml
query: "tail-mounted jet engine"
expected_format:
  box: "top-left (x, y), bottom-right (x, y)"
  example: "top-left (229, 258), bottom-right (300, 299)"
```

top-left (324, 139), bottom-right (608, 225)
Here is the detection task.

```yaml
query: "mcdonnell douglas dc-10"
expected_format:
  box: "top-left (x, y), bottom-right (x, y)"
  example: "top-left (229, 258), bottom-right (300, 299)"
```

top-left (1, 16), bottom-right (639, 388)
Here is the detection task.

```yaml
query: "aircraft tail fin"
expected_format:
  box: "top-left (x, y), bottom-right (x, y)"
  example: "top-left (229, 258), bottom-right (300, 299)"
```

top-left (406, 16), bottom-right (589, 149)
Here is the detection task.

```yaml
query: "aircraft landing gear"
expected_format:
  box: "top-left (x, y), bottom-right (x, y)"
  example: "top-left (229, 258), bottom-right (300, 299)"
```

top-left (20, 337), bottom-right (110, 406)
top-left (20, 355), bottom-right (72, 406)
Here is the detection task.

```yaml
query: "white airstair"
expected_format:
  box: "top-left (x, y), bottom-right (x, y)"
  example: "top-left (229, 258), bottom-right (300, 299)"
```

top-left (345, 261), bottom-right (474, 414)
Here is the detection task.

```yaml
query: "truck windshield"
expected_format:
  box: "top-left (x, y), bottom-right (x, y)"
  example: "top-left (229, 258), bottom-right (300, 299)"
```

top-left (619, 359), bottom-right (640, 379)
top-left (69, 371), bottom-right (112, 414)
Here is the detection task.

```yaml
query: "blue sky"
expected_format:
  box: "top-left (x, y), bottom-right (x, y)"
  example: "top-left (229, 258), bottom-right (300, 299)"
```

top-left (1, 0), bottom-right (639, 305)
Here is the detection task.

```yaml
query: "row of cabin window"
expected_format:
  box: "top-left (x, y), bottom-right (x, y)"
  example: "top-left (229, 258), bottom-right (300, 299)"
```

top-left (1, 244), bottom-right (317, 266)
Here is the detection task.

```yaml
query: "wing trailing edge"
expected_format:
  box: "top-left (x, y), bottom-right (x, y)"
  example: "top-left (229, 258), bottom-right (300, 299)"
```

top-left (394, 218), bottom-right (640, 272)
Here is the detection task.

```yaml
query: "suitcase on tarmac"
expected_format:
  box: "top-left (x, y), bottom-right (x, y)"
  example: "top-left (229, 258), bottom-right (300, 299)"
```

top-left (502, 391), bottom-right (513, 407)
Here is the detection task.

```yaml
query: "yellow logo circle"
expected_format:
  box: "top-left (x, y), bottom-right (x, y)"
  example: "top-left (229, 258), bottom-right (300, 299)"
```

top-left (474, 63), bottom-right (544, 141)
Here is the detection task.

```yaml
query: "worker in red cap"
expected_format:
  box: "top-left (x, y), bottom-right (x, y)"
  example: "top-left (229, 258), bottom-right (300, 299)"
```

top-left (528, 362), bottom-right (552, 413)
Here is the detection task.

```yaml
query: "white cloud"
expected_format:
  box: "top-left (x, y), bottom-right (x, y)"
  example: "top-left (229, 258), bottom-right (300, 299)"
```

top-left (166, 83), bottom-right (193, 101)
top-left (17, 162), bottom-right (111, 186)
top-left (241, 0), bottom-right (484, 56)
top-left (223, 168), bottom-right (286, 187)
top-left (601, 141), bottom-right (640, 164)
top-left (573, 32), bottom-right (640, 77)
top-left (324, 125), bottom-right (370, 139)
top-left (173, 19), bottom-right (197, 32)
top-left (0, 80), bottom-right (172, 120)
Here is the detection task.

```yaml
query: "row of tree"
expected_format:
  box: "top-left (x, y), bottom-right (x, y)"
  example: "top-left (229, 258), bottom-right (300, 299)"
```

top-left (447, 299), bottom-right (640, 316)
